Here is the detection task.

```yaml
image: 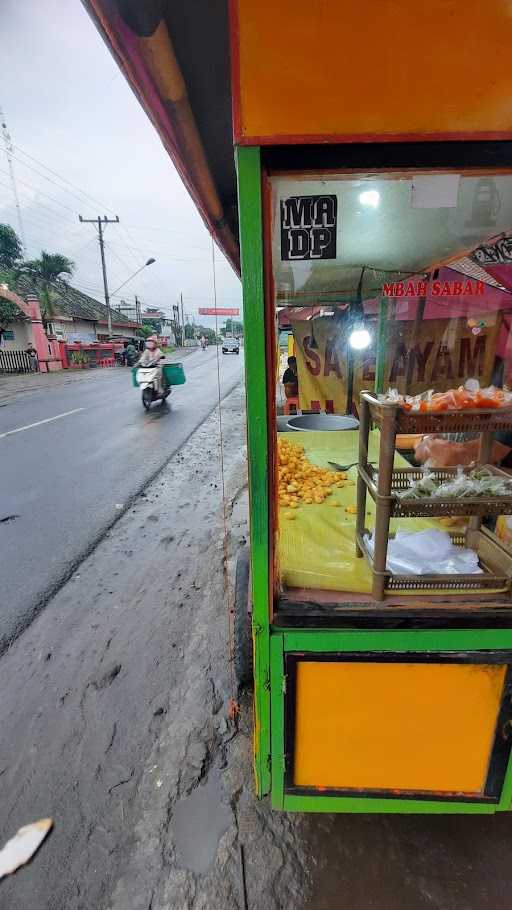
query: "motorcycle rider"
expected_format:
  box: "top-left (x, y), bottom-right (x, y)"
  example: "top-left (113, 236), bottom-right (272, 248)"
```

top-left (137, 335), bottom-right (165, 393)
top-left (125, 340), bottom-right (138, 366)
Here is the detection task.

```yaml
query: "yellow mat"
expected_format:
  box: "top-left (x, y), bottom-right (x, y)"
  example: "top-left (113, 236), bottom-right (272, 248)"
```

top-left (278, 430), bottom-right (437, 594)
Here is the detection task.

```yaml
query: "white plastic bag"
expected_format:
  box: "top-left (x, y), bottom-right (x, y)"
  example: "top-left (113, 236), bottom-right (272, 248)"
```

top-left (366, 528), bottom-right (482, 575)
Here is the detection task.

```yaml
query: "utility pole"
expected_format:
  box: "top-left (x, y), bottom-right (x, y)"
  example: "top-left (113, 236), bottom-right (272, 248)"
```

top-left (180, 293), bottom-right (185, 342)
top-left (172, 304), bottom-right (181, 346)
top-left (135, 294), bottom-right (141, 324)
top-left (79, 215), bottom-right (119, 337)
top-left (0, 106), bottom-right (26, 246)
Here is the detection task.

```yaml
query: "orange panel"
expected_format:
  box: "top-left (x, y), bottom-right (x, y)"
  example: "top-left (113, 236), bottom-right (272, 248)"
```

top-left (234, 0), bottom-right (512, 143)
top-left (294, 661), bottom-right (506, 793)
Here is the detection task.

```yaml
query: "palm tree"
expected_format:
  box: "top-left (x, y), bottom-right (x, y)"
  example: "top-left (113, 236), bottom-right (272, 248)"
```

top-left (23, 251), bottom-right (75, 329)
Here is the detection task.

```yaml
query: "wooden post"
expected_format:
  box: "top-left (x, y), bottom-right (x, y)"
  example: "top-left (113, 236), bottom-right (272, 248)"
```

top-left (467, 430), bottom-right (494, 547)
top-left (371, 410), bottom-right (396, 600)
top-left (356, 394), bottom-right (371, 555)
top-left (375, 295), bottom-right (388, 394)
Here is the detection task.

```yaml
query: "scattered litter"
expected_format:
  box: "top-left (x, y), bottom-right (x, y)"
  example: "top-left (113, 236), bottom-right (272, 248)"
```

top-left (114, 503), bottom-right (124, 510)
top-left (228, 698), bottom-right (240, 722)
top-left (156, 779), bottom-right (163, 789)
top-left (0, 818), bottom-right (53, 879)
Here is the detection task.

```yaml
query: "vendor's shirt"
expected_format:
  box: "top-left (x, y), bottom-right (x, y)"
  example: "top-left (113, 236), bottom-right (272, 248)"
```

top-left (283, 368), bottom-right (297, 385)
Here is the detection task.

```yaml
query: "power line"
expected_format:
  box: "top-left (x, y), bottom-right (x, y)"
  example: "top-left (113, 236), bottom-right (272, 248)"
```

top-left (13, 144), bottom-right (211, 248)
top-left (0, 165), bottom-right (77, 216)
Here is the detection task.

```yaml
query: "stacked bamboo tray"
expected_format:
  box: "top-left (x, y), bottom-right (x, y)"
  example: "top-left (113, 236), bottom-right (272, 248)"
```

top-left (356, 391), bottom-right (512, 601)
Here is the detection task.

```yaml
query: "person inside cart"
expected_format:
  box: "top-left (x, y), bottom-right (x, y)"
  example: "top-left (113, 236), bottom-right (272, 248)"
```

top-left (282, 356), bottom-right (298, 399)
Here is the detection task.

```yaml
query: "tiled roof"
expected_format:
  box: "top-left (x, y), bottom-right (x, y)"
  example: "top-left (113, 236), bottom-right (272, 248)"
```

top-left (14, 274), bottom-right (138, 327)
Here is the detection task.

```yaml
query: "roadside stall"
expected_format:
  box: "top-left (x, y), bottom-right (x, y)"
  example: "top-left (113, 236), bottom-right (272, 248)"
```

top-left (84, 0), bottom-right (512, 813)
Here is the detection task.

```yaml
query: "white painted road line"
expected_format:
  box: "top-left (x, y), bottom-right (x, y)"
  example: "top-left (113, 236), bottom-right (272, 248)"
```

top-left (0, 408), bottom-right (85, 439)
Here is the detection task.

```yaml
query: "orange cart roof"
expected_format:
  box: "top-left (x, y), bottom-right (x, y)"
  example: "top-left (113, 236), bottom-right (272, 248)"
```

top-left (82, 0), bottom-right (239, 272)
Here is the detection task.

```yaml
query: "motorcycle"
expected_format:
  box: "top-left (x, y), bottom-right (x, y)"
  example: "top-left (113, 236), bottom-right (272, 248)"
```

top-left (135, 356), bottom-right (171, 410)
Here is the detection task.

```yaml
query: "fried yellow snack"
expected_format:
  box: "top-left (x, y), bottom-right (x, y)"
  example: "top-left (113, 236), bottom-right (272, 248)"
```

top-left (277, 439), bottom-right (340, 508)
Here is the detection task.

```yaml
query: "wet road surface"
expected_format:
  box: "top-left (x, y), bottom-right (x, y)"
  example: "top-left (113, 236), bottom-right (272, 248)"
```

top-left (0, 348), bottom-right (243, 652)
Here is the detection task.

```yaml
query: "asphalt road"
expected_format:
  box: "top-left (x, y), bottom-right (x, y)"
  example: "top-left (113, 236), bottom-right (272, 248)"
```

top-left (0, 348), bottom-right (243, 651)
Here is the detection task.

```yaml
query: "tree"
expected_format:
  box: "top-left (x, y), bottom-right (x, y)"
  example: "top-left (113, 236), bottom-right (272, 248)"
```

top-left (23, 251), bottom-right (74, 328)
top-left (196, 324), bottom-right (218, 344)
top-left (220, 317), bottom-right (243, 337)
top-left (0, 297), bottom-right (22, 342)
top-left (0, 224), bottom-right (23, 270)
top-left (184, 322), bottom-right (195, 340)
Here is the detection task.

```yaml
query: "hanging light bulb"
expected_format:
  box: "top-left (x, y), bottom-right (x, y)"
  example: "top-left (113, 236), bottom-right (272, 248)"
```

top-left (349, 325), bottom-right (372, 350)
top-left (348, 266), bottom-right (371, 349)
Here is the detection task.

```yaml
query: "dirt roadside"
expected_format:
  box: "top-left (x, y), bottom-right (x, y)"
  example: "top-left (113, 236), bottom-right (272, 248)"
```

top-left (0, 384), bottom-right (310, 910)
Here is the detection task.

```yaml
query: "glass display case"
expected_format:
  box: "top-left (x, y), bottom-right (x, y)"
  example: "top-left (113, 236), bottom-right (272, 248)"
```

top-left (270, 169), bottom-right (512, 609)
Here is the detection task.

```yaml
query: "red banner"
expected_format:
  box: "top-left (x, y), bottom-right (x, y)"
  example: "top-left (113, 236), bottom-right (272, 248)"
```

top-left (198, 307), bottom-right (240, 316)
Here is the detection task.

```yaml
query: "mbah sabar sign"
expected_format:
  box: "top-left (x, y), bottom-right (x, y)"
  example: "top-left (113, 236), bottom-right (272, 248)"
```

top-left (280, 195), bottom-right (337, 261)
top-left (383, 279), bottom-right (485, 297)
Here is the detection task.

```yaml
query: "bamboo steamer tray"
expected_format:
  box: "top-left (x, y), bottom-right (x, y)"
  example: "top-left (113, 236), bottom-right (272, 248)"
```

top-left (356, 529), bottom-right (512, 597)
top-left (360, 391), bottom-right (512, 435)
top-left (359, 463), bottom-right (512, 518)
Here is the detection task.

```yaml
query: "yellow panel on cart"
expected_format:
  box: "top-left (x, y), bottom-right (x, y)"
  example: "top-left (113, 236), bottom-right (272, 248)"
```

top-left (233, 0), bottom-right (512, 143)
top-left (293, 661), bottom-right (506, 794)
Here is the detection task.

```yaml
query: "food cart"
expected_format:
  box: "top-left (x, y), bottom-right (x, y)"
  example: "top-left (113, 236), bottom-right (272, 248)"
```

top-left (85, 0), bottom-right (512, 812)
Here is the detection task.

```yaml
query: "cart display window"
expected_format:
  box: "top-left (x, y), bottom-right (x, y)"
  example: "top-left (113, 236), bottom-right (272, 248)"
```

top-left (269, 169), bottom-right (512, 608)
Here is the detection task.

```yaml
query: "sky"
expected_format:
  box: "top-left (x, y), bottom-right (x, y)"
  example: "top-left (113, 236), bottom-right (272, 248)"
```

top-left (1, 0), bottom-right (242, 327)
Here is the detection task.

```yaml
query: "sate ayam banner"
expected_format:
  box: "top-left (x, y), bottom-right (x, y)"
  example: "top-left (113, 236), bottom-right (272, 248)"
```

top-left (291, 313), bottom-right (501, 414)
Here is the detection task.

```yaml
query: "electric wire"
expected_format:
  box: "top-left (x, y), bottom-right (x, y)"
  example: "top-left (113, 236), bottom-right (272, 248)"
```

top-left (211, 236), bottom-right (239, 715)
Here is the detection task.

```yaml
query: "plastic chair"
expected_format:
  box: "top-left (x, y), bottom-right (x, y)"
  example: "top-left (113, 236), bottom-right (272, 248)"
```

top-left (284, 396), bottom-right (299, 415)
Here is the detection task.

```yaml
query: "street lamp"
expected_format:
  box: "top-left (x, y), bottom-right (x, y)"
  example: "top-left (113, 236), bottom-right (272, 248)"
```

top-left (110, 258), bottom-right (156, 298)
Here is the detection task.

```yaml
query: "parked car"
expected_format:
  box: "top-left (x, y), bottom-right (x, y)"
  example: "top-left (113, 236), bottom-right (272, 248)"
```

top-left (222, 337), bottom-right (240, 355)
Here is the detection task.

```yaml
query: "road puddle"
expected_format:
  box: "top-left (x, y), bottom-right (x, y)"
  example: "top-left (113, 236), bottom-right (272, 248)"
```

top-left (172, 766), bottom-right (231, 875)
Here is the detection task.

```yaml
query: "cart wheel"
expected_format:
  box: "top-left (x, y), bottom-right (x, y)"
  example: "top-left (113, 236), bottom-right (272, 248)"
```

top-left (234, 546), bottom-right (253, 691)
top-left (142, 388), bottom-right (153, 410)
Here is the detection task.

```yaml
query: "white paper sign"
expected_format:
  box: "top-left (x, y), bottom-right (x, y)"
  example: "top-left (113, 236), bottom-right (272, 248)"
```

top-left (411, 174), bottom-right (460, 209)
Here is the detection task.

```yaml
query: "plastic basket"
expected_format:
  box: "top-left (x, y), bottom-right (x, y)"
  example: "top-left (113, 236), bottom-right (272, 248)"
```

top-left (357, 529), bottom-right (512, 597)
top-left (360, 463), bottom-right (512, 518)
top-left (163, 362), bottom-right (186, 386)
top-left (360, 391), bottom-right (512, 435)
